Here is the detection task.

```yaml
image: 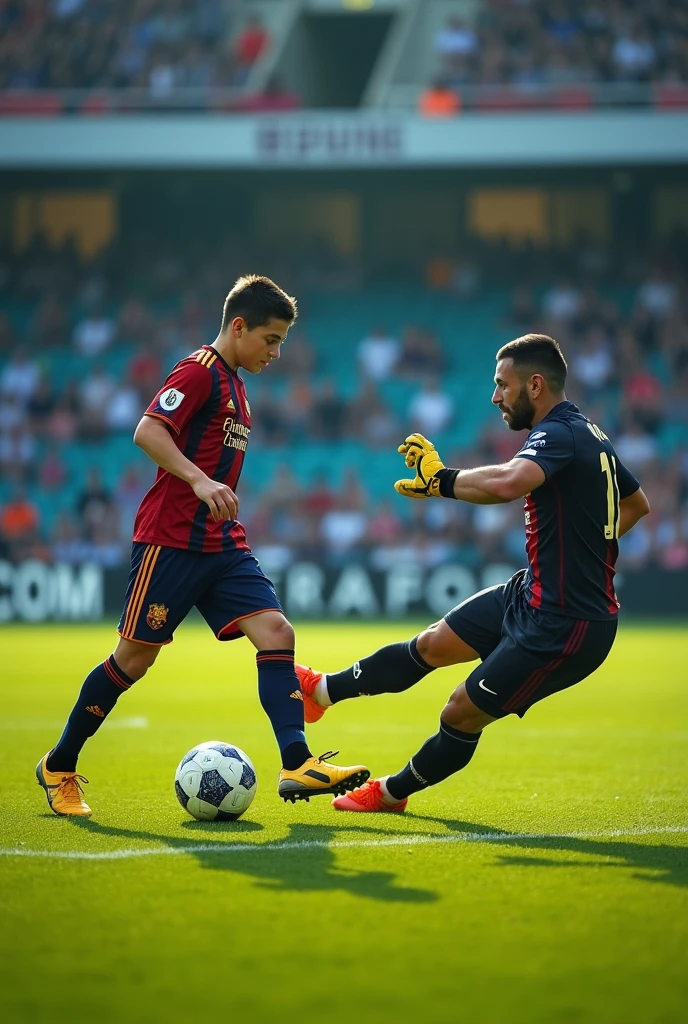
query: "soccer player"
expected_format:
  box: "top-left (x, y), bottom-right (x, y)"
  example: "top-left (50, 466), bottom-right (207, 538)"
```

top-left (37, 275), bottom-right (368, 816)
top-left (296, 334), bottom-right (650, 813)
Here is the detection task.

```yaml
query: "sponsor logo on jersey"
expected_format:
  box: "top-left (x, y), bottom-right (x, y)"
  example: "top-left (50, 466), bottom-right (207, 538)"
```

top-left (146, 602), bottom-right (169, 630)
top-left (530, 431), bottom-right (547, 439)
top-left (159, 388), bottom-right (185, 411)
top-left (352, 662), bottom-right (362, 679)
top-left (223, 418), bottom-right (250, 451)
top-left (226, 398), bottom-right (236, 414)
top-left (289, 690), bottom-right (304, 701)
top-left (529, 439), bottom-right (546, 447)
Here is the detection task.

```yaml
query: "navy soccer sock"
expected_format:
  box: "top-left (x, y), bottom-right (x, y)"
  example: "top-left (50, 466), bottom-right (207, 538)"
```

top-left (325, 636), bottom-right (433, 704)
top-left (385, 721), bottom-right (482, 801)
top-left (257, 649), bottom-right (312, 771)
top-left (47, 656), bottom-right (135, 773)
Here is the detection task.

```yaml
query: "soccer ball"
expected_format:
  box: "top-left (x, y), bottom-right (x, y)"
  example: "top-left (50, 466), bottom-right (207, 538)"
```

top-left (175, 741), bottom-right (257, 821)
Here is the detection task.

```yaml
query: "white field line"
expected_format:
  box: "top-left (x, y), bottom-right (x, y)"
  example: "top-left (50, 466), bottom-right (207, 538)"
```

top-left (1, 826), bottom-right (687, 861)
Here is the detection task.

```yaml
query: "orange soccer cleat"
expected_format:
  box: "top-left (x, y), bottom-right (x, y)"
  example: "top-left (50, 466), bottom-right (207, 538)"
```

top-left (295, 663), bottom-right (329, 724)
top-left (36, 753), bottom-right (92, 816)
top-left (331, 778), bottom-right (408, 813)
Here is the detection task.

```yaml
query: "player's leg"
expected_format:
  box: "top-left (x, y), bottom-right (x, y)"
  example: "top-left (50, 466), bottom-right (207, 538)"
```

top-left (332, 682), bottom-right (497, 812)
top-left (237, 610), bottom-right (369, 801)
top-left (299, 579), bottom-right (510, 723)
top-left (379, 614), bottom-right (616, 804)
top-left (36, 638), bottom-right (161, 816)
top-left (334, 620), bottom-right (582, 813)
top-left (334, 606), bottom-right (618, 812)
top-left (236, 609), bottom-right (309, 769)
top-left (376, 684), bottom-right (496, 806)
top-left (37, 543), bottom-right (191, 816)
top-left (197, 550), bottom-right (369, 801)
top-left (304, 621), bottom-right (477, 706)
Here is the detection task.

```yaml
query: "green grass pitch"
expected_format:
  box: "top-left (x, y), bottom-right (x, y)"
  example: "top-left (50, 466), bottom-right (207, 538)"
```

top-left (1, 621), bottom-right (687, 1024)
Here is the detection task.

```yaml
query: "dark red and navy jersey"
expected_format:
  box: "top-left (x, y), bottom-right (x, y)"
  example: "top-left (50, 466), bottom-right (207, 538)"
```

top-left (515, 401), bottom-right (640, 620)
top-left (133, 346), bottom-right (251, 553)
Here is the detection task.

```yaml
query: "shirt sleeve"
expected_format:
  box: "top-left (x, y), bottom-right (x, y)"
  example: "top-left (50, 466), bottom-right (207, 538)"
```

top-left (145, 360), bottom-right (213, 436)
top-left (514, 420), bottom-right (574, 480)
top-left (615, 458), bottom-right (640, 499)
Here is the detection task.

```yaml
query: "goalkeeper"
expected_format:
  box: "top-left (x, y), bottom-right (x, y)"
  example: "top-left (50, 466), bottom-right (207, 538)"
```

top-left (296, 335), bottom-right (650, 813)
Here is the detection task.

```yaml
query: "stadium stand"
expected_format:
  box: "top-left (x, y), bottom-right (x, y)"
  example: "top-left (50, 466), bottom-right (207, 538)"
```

top-left (378, 0), bottom-right (688, 110)
top-left (0, 0), bottom-right (294, 110)
top-left (1, 0), bottom-right (687, 112)
top-left (1, 230), bottom-right (687, 573)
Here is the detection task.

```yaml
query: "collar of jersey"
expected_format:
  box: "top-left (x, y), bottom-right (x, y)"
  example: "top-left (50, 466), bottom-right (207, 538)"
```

top-left (201, 345), bottom-right (240, 377)
top-left (540, 400), bottom-right (578, 422)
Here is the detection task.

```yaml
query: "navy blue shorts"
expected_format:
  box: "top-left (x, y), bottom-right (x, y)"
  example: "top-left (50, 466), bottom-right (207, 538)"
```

top-left (444, 570), bottom-right (618, 719)
top-left (117, 543), bottom-right (282, 646)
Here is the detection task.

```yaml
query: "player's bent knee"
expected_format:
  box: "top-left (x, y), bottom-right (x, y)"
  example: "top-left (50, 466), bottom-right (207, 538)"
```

top-left (415, 622), bottom-right (448, 666)
top-left (440, 685), bottom-right (489, 733)
top-left (253, 611), bottom-right (295, 650)
top-left (270, 616), bottom-right (295, 650)
top-left (113, 639), bottom-right (160, 681)
top-left (416, 621), bottom-right (477, 668)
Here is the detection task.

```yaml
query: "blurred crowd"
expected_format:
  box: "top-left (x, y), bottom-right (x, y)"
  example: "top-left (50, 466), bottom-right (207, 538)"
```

top-left (2, 0), bottom-right (686, 111)
top-left (1, 231), bottom-right (687, 573)
top-left (424, 0), bottom-right (688, 110)
top-left (243, 260), bottom-right (688, 574)
top-left (0, 0), bottom-right (276, 96)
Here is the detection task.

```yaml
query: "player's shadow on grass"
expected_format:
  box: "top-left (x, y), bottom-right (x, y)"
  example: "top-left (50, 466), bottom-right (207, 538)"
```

top-left (407, 813), bottom-right (688, 889)
top-left (70, 818), bottom-right (437, 904)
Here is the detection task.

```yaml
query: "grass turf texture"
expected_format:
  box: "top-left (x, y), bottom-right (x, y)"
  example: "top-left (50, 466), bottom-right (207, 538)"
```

top-left (1, 622), bottom-right (686, 1024)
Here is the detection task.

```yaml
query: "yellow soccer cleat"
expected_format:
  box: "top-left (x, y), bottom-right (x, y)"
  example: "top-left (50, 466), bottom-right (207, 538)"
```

top-left (36, 753), bottom-right (92, 817)
top-left (278, 751), bottom-right (369, 803)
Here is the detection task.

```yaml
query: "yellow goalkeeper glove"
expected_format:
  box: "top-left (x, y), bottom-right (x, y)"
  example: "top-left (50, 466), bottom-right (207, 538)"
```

top-left (394, 433), bottom-right (458, 499)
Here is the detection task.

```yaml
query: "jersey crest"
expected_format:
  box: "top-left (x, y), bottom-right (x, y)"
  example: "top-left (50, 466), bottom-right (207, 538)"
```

top-left (146, 602), bottom-right (169, 630)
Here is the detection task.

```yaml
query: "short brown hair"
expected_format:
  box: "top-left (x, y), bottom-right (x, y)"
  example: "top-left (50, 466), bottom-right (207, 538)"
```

top-left (497, 333), bottom-right (567, 392)
top-left (221, 275), bottom-right (298, 332)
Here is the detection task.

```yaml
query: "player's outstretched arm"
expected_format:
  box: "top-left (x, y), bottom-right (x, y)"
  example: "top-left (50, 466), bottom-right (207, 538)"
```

top-left (394, 433), bottom-right (545, 505)
top-left (134, 415), bottom-right (238, 521)
top-left (446, 457), bottom-right (546, 504)
top-left (618, 486), bottom-right (650, 537)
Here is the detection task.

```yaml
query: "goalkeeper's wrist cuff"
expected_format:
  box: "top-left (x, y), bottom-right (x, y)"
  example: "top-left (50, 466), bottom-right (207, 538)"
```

top-left (435, 468), bottom-right (460, 498)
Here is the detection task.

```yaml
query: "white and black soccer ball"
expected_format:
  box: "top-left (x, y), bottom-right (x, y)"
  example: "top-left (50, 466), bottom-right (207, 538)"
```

top-left (175, 741), bottom-right (257, 821)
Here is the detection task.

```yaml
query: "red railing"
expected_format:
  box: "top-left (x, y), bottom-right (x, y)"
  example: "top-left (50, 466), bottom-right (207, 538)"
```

top-left (1, 83), bottom-right (688, 116)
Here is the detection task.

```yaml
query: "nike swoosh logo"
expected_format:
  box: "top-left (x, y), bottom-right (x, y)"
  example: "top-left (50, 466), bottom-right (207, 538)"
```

top-left (478, 679), bottom-right (498, 695)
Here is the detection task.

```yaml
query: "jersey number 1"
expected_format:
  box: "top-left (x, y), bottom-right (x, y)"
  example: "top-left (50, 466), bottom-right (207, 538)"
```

top-left (600, 453), bottom-right (620, 540)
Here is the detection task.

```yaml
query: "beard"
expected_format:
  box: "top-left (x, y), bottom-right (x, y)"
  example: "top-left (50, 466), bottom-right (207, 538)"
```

top-left (502, 384), bottom-right (535, 431)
